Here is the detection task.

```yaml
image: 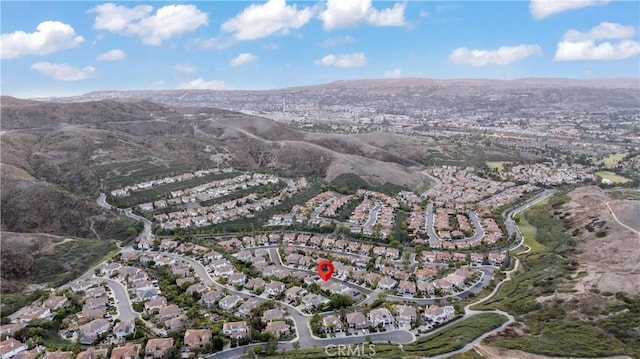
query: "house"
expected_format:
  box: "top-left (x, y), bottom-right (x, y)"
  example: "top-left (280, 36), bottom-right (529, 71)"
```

top-left (423, 305), bottom-right (447, 323)
top-left (0, 323), bottom-right (26, 339)
top-left (113, 321), bottom-right (135, 340)
top-left (222, 321), bottom-right (249, 339)
top-left (322, 315), bottom-right (343, 333)
top-left (145, 297), bottom-right (167, 314)
top-left (70, 280), bottom-right (94, 293)
top-left (433, 279), bottom-right (453, 294)
top-left (186, 283), bottom-right (209, 294)
top-left (234, 250), bottom-right (253, 262)
top-left (346, 312), bottom-right (368, 330)
top-left (264, 281), bottom-right (285, 296)
top-left (175, 277), bottom-right (195, 287)
top-left (203, 251), bottom-right (223, 263)
top-left (43, 296), bottom-right (67, 311)
top-left (0, 338), bottom-right (26, 359)
top-left (228, 273), bottom-right (247, 286)
top-left (85, 297), bottom-right (108, 310)
top-left (18, 306), bottom-right (51, 323)
top-left (110, 344), bottom-right (139, 359)
top-left (200, 291), bottom-right (223, 307)
top-left (76, 348), bottom-right (108, 359)
top-left (136, 288), bottom-right (160, 302)
top-left (45, 352), bottom-right (72, 359)
top-left (12, 348), bottom-right (39, 359)
top-left (394, 305), bottom-right (417, 325)
top-left (301, 294), bottom-right (329, 309)
top-left (145, 338), bottom-right (174, 359)
top-left (261, 309), bottom-right (284, 323)
top-left (398, 280), bottom-right (417, 296)
top-left (285, 286), bottom-right (306, 302)
top-left (163, 318), bottom-right (183, 333)
top-left (238, 299), bottom-right (261, 318)
top-left (219, 295), bottom-right (242, 310)
top-left (377, 277), bottom-right (397, 291)
top-left (245, 278), bottom-right (265, 291)
top-left (86, 287), bottom-right (106, 298)
top-left (157, 305), bottom-right (182, 322)
top-left (265, 322), bottom-right (290, 338)
top-left (78, 318), bottom-right (110, 344)
top-left (368, 308), bottom-right (394, 327)
top-left (214, 265), bottom-right (235, 278)
top-left (184, 329), bottom-right (211, 349)
top-left (417, 280), bottom-right (435, 296)
top-left (78, 308), bottom-right (106, 324)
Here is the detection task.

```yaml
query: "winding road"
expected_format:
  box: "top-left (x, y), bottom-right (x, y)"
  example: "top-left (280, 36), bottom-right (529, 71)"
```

top-left (94, 189), bottom-right (556, 358)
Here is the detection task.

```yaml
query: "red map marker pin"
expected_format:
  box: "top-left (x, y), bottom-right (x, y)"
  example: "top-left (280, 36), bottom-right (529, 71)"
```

top-left (317, 260), bottom-right (334, 282)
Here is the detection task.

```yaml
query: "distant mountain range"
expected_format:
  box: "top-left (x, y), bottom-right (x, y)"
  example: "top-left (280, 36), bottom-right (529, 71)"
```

top-left (28, 77), bottom-right (639, 112)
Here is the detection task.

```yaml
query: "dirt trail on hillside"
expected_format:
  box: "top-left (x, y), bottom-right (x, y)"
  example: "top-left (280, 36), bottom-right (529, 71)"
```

top-left (563, 186), bottom-right (640, 295)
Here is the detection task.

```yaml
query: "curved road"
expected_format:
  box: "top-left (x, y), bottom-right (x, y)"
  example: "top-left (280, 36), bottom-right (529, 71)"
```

top-left (97, 188), bottom-right (557, 358)
top-left (424, 202), bottom-right (485, 243)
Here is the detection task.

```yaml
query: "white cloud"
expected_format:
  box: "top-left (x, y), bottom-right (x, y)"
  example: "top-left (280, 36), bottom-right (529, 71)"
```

top-left (317, 35), bottom-right (355, 48)
top-left (555, 39), bottom-right (640, 61)
top-left (230, 53), bottom-right (257, 67)
top-left (221, 0), bottom-right (312, 40)
top-left (96, 49), bottom-right (125, 61)
top-left (419, 9), bottom-right (429, 18)
top-left (177, 78), bottom-right (228, 90)
top-left (89, 3), bottom-right (208, 45)
top-left (555, 22), bottom-right (640, 61)
top-left (319, 0), bottom-right (406, 30)
top-left (30, 62), bottom-right (96, 81)
top-left (174, 63), bottom-right (196, 73)
top-left (383, 68), bottom-right (402, 78)
top-left (449, 44), bottom-right (542, 66)
top-left (0, 21), bottom-right (84, 59)
top-left (562, 22), bottom-right (636, 41)
top-left (529, 0), bottom-right (610, 19)
top-left (315, 52), bottom-right (367, 67)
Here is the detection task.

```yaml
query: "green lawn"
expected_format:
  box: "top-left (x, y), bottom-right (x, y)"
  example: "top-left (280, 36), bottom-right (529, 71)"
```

top-left (596, 171), bottom-right (632, 184)
top-left (514, 213), bottom-right (544, 253)
top-left (601, 153), bottom-right (627, 167)
top-left (486, 161), bottom-right (511, 172)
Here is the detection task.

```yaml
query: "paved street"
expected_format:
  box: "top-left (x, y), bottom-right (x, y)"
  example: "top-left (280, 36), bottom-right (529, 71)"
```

top-left (98, 277), bottom-right (139, 323)
top-left (91, 188), bottom-right (557, 358)
top-left (424, 202), bottom-right (484, 243)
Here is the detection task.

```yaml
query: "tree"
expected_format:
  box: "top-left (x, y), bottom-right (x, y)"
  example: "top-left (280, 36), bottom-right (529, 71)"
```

top-left (329, 294), bottom-right (353, 310)
top-left (292, 342), bottom-right (300, 350)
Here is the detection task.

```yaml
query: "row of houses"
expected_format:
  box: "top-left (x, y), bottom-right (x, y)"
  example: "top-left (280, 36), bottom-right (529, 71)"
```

top-left (110, 169), bottom-right (228, 197)
top-left (321, 304), bottom-right (455, 334)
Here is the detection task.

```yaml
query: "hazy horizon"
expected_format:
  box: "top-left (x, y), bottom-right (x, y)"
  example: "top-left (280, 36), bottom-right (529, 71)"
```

top-left (2, 1), bottom-right (639, 98)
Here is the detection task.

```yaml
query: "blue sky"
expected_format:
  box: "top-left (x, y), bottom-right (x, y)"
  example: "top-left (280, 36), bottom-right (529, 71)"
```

top-left (1, 0), bottom-right (639, 97)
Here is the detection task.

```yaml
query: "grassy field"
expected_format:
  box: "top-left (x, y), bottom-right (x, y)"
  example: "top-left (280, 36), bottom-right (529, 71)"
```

top-left (514, 213), bottom-right (545, 253)
top-left (601, 152), bottom-right (627, 167)
top-left (258, 313), bottom-right (506, 358)
top-left (486, 161), bottom-right (511, 172)
top-left (596, 171), bottom-right (632, 184)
